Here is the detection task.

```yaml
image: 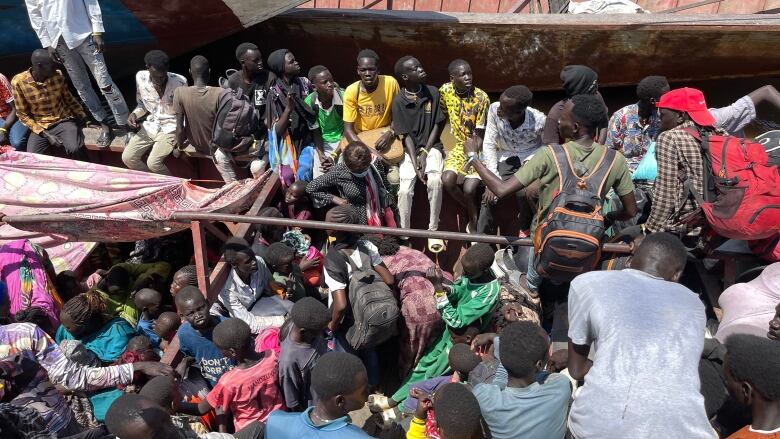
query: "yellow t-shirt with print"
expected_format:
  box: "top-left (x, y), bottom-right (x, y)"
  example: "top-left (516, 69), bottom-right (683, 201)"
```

top-left (439, 82), bottom-right (489, 175)
top-left (343, 75), bottom-right (400, 133)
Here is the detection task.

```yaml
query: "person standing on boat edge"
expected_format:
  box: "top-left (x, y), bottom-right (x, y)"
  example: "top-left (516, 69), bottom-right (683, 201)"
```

top-left (0, 73), bottom-right (30, 150)
top-left (439, 59), bottom-right (490, 235)
top-left (11, 49), bottom-right (89, 161)
top-left (25, 0), bottom-right (129, 148)
top-left (305, 65), bottom-right (343, 179)
top-left (391, 56), bottom-right (446, 242)
top-left (122, 50), bottom-right (187, 175)
top-left (265, 49), bottom-right (321, 185)
top-left (476, 85), bottom-right (545, 237)
top-left (342, 49), bottom-right (401, 185)
top-left (542, 65), bottom-right (609, 144)
top-left (462, 94), bottom-right (636, 297)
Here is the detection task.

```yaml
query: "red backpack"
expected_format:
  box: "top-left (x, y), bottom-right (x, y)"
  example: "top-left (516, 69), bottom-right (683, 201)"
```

top-left (682, 128), bottom-right (780, 240)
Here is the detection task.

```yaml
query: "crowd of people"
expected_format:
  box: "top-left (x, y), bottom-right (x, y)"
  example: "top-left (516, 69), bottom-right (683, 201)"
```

top-left (2, 1), bottom-right (780, 439)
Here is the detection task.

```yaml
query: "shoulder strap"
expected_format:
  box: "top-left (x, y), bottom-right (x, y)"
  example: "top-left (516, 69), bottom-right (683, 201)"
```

top-left (547, 143), bottom-right (576, 192)
top-left (588, 148), bottom-right (618, 196)
top-left (355, 241), bottom-right (374, 271)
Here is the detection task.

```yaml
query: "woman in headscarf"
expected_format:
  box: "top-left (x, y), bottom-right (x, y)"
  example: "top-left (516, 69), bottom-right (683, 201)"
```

top-left (265, 49), bottom-right (321, 185)
top-left (542, 65), bottom-right (609, 144)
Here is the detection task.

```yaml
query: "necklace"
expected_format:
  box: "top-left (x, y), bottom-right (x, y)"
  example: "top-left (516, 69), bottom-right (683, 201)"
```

top-left (454, 86), bottom-right (472, 98)
top-left (310, 408), bottom-right (338, 424)
top-left (404, 85), bottom-right (423, 102)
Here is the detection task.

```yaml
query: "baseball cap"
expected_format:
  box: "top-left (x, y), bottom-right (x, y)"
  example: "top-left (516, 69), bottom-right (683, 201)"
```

top-left (656, 87), bottom-right (715, 127)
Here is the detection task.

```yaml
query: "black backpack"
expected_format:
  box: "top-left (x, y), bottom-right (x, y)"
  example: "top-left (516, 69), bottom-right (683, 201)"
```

top-left (210, 88), bottom-right (260, 156)
top-left (341, 243), bottom-right (399, 350)
top-left (533, 144), bottom-right (618, 283)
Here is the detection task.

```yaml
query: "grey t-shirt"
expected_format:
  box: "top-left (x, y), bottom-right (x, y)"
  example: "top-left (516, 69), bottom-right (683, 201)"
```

top-left (473, 372), bottom-right (571, 439)
top-left (278, 325), bottom-right (328, 411)
top-left (710, 95), bottom-right (756, 137)
top-left (567, 269), bottom-right (716, 439)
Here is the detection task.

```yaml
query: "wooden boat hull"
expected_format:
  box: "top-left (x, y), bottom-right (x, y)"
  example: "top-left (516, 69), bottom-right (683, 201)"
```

top-left (250, 9), bottom-right (780, 92)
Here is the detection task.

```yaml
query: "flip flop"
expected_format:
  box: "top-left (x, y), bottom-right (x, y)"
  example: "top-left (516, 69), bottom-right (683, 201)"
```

top-left (428, 238), bottom-right (446, 253)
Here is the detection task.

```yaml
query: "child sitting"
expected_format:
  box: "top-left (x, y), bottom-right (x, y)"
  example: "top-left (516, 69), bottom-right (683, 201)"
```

top-left (114, 335), bottom-right (161, 393)
top-left (153, 311), bottom-right (181, 352)
top-left (134, 288), bottom-right (163, 348)
top-left (372, 243), bottom-right (500, 411)
top-left (279, 297), bottom-right (330, 411)
top-left (281, 230), bottom-right (324, 290)
top-left (279, 180), bottom-right (314, 221)
top-left (185, 318), bottom-right (284, 432)
top-left (471, 321), bottom-right (572, 439)
top-left (139, 375), bottom-right (209, 436)
top-left (724, 334), bottom-right (780, 438)
top-left (265, 242), bottom-right (308, 302)
top-left (174, 287), bottom-right (235, 387)
top-left (408, 382), bottom-right (486, 439)
top-left (403, 343), bottom-right (481, 415)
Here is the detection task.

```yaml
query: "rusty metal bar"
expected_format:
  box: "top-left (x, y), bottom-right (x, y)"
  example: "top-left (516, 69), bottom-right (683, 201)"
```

top-left (657, 0), bottom-right (723, 14)
top-left (169, 212), bottom-right (634, 253)
top-left (191, 220), bottom-right (211, 294)
top-left (1, 211), bottom-right (634, 253)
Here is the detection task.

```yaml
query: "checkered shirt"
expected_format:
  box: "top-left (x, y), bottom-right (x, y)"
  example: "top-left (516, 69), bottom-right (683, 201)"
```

top-left (645, 120), bottom-right (706, 233)
top-left (11, 69), bottom-right (85, 134)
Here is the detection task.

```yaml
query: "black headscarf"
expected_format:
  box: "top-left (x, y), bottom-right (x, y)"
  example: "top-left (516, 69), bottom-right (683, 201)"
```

top-left (266, 49), bottom-right (317, 148)
top-left (560, 65), bottom-right (599, 98)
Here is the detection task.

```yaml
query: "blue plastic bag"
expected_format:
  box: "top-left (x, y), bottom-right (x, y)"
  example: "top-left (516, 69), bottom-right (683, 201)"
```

top-left (632, 141), bottom-right (657, 181)
top-left (297, 146), bottom-right (315, 182)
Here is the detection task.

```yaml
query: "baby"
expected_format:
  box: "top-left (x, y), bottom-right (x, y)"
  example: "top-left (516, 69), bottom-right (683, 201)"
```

top-left (153, 311), bottom-right (182, 352)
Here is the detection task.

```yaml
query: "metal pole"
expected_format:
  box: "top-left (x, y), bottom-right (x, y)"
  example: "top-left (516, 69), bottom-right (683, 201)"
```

top-left (0, 212), bottom-right (635, 253)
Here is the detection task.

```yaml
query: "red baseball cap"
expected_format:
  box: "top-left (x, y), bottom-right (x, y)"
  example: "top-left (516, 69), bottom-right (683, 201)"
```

top-left (656, 87), bottom-right (715, 127)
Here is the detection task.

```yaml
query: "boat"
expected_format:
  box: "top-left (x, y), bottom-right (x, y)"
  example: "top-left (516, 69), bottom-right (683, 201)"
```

top-left (1, 0), bottom-right (778, 91)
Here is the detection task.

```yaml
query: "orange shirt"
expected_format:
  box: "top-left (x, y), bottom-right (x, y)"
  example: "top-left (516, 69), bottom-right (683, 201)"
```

top-left (729, 425), bottom-right (780, 438)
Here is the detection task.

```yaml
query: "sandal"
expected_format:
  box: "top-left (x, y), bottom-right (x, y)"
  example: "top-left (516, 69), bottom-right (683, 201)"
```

top-left (428, 238), bottom-right (446, 253)
top-left (368, 394), bottom-right (391, 413)
top-left (96, 130), bottom-right (115, 148)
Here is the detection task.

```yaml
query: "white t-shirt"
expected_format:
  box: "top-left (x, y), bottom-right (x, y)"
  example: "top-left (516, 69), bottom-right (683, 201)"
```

top-left (323, 240), bottom-right (383, 293)
top-left (567, 269), bottom-right (716, 439)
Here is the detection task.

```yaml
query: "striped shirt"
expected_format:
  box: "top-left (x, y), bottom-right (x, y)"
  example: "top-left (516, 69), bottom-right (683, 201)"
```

top-left (11, 69), bottom-right (86, 135)
top-left (0, 323), bottom-right (133, 434)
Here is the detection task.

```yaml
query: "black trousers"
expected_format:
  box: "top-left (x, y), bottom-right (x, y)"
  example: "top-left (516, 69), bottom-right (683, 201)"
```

top-left (27, 120), bottom-right (87, 161)
top-left (477, 156), bottom-right (537, 234)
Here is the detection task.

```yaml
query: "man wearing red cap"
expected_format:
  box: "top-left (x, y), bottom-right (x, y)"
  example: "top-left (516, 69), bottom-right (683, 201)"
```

top-left (645, 87), bottom-right (718, 234)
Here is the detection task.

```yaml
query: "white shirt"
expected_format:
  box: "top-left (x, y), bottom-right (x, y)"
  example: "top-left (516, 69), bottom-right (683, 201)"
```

top-left (133, 70), bottom-right (188, 135)
top-left (482, 103), bottom-right (546, 176)
top-left (25, 0), bottom-right (104, 49)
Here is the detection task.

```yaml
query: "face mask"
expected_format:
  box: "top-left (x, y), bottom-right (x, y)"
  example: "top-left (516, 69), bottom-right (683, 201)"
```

top-left (350, 169), bottom-right (369, 178)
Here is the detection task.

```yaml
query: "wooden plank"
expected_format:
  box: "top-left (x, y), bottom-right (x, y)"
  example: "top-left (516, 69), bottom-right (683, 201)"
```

top-left (470, 0), bottom-right (501, 12)
top-left (717, 0), bottom-right (765, 13)
top-left (764, 0), bottom-right (780, 11)
top-left (204, 222), bottom-right (231, 243)
top-left (339, 0), bottom-right (365, 7)
top-left (638, 0), bottom-right (678, 11)
top-left (363, 0), bottom-right (389, 8)
top-left (668, 0), bottom-right (720, 13)
top-left (162, 173), bottom-right (280, 367)
top-left (394, 0), bottom-right (416, 9)
top-left (415, 0), bottom-right (443, 10)
top-left (440, 0), bottom-right (470, 11)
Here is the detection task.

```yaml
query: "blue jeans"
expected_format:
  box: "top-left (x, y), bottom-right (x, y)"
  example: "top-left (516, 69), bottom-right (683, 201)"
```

top-left (0, 118), bottom-right (29, 150)
top-left (527, 246), bottom-right (542, 292)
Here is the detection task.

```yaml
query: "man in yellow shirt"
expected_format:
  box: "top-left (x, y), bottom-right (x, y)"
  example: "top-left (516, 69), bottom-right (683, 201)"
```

top-left (343, 49), bottom-right (399, 150)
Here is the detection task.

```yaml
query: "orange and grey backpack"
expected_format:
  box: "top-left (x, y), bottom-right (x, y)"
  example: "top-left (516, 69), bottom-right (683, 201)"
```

top-left (533, 143), bottom-right (618, 283)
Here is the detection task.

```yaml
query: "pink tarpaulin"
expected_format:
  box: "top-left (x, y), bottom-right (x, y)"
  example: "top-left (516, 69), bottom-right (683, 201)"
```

top-left (0, 150), bottom-right (267, 272)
